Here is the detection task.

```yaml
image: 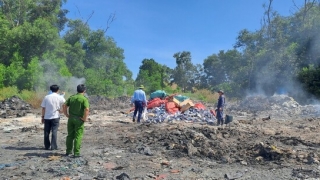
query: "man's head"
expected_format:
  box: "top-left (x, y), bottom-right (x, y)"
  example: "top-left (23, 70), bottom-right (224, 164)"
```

top-left (77, 84), bottom-right (86, 93)
top-left (50, 85), bottom-right (60, 93)
top-left (138, 85), bottom-right (144, 89)
top-left (218, 90), bottom-right (224, 94)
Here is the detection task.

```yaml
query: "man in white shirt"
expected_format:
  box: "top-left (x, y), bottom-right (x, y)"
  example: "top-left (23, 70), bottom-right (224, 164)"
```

top-left (41, 85), bottom-right (66, 150)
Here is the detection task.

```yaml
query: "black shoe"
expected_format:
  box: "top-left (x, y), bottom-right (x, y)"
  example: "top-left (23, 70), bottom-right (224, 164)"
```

top-left (132, 118), bottom-right (135, 122)
top-left (65, 153), bottom-right (72, 157)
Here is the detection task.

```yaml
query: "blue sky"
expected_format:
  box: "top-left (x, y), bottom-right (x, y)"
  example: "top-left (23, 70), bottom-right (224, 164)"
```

top-left (63, 0), bottom-right (304, 79)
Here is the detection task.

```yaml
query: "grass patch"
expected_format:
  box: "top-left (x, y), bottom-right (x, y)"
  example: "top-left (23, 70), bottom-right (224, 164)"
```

top-left (183, 89), bottom-right (219, 103)
top-left (0, 86), bottom-right (19, 100)
top-left (20, 90), bottom-right (47, 108)
top-left (0, 87), bottom-right (46, 108)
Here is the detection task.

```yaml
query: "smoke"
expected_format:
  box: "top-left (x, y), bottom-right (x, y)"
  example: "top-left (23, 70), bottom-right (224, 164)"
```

top-left (244, 10), bottom-right (320, 105)
top-left (36, 60), bottom-right (86, 94)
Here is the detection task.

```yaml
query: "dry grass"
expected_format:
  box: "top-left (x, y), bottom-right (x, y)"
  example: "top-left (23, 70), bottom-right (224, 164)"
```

top-left (163, 85), bottom-right (219, 103)
top-left (0, 87), bottom-right (46, 109)
top-left (0, 86), bottom-right (19, 100)
top-left (21, 90), bottom-right (46, 108)
top-left (186, 89), bottom-right (219, 103)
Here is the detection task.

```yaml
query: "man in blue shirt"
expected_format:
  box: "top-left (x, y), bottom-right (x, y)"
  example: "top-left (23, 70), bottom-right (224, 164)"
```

top-left (216, 90), bottom-right (225, 126)
top-left (131, 85), bottom-right (147, 123)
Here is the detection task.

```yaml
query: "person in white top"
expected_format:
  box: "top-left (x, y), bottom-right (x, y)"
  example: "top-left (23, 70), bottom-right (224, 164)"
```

top-left (41, 85), bottom-right (66, 150)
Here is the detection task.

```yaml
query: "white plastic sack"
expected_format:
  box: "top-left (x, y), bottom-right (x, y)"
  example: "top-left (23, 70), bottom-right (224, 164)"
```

top-left (142, 107), bottom-right (148, 121)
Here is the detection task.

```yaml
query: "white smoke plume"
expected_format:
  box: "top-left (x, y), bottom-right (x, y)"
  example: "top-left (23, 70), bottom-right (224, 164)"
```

top-left (36, 60), bottom-right (86, 94)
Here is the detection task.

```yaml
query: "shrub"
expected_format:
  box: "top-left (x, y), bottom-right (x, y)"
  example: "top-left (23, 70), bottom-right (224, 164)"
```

top-left (20, 90), bottom-right (46, 108)
top-left (183, 89), bottom-right (219, 103)
top-left (0, 86), bottom-right (19, 100)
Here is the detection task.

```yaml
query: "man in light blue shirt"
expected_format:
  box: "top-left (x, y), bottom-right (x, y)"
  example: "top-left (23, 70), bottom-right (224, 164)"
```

top-left (131, 85), bottom-right (147, 123)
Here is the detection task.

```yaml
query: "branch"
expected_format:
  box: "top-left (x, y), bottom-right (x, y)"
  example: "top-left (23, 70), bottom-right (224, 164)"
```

top-left (84, 11), bottom-right (94, 26)
top-left (292, 0), bottom-right (301, 10)
top-left (104, 12), bottom-right (116, 33)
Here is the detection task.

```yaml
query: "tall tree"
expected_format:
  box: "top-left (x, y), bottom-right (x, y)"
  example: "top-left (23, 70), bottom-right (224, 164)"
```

top-left (171, 51), bottom-right (196, 92)
top-left (135, 58), bottom-right (171, 93)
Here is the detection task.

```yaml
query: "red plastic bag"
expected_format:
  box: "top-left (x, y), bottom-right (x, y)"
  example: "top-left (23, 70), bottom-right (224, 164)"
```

top-left (194, 103), bottom-right (206, 110)
top-left (210, 109), bottom-right (216, 117)
top-left (165, 102), bottom-right (177, 110)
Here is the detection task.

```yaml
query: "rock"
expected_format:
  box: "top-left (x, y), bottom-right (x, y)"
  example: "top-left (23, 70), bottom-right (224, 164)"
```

top-left (240, 161), bottom-right (247, 165)
top-left (115, 172), bottom-right (130, 180)
top-left (136, 144), bottom-right (153, 156)
top-left (225, 171), bottom-right (244, 180)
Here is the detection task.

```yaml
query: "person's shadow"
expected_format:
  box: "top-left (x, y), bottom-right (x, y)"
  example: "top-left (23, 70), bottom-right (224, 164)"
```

top-left (4, 146), bottom-right (43, 150)
top-left (4, 146), bottom-right (63, 157)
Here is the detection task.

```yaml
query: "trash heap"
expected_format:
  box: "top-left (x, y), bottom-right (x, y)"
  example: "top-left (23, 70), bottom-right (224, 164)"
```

top-left (133, 90), bottom-right (217, 124)
top-left (228, 94), bottom-right (320, 119)
top-left (0, 96), bottom-right (32, 118)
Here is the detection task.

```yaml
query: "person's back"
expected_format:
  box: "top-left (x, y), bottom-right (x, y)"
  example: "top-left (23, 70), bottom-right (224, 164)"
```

top-left (42, 93), bottom-right (65, 119)
top-left (41, 84), bottom-right (65, 150)
top-left (66, 94), bottom-right (89, 118)
top-left (133, 89), bottom-right (147, 103)
top-left (63, 84), bottom-right (89, 157)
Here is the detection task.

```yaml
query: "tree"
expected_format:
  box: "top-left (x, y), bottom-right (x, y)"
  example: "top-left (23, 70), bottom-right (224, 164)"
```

top-left (135, 58), bottom-right (171, 93)
top-left (171, 51), bottom-right (196, 92)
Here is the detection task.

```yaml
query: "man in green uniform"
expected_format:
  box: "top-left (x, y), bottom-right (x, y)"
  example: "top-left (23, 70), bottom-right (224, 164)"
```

top-left (63, 84), bottom-right (90, 157)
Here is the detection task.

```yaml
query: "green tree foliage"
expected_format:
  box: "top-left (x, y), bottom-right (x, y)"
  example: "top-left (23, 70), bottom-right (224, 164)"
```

top-left (222, 1), bottom-right (320, 99)
top-left (1, 0), bottom-right (320, 101)
top-left (0, 0), bottom-right (133, 96)
top-left (0, 0), bottom-right (67, 30)
top-left (63, 20), bottom-right (133, 96)
top-left (298, 65), bottom-right (320, 99)
top-left (171, 51), bottom-right (197, 92)
top-left (135, 59), bottom-right (171, 94)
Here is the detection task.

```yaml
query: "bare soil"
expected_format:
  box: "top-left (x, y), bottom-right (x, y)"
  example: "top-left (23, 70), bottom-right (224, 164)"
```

top-left (1, 102), bottom-right (320, 179)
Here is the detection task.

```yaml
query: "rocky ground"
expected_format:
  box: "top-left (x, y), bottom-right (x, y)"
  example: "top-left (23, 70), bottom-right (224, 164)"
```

top-left (1, 95), bottom-right (320, 180)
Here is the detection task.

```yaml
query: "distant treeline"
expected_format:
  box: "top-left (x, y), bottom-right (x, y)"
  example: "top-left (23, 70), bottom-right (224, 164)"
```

top-left (0, 0), bottom-right (319, 102)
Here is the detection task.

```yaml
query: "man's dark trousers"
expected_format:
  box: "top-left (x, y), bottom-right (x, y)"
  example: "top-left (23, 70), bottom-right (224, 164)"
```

top-left (44, 118), bottom-right (60, 150)
top-left (216, 109), bottom-right (224, 125)
top-left (133, 101), bottom-right (143, 123)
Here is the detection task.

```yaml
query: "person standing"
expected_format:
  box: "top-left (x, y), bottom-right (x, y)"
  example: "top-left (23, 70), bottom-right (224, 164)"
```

top-left (41, 85), bottom-right (66, 150)
top-left (63, 84), bottom-right (90, 157)
top-left (216, 90), bottom-right (225, 126)
top-left (131, 85), bottom-right (147, 123)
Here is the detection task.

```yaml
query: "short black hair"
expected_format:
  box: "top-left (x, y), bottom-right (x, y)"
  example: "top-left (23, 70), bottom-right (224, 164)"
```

top-left (50, 85), bottom-right (60, 92)
top-left (77, 84), bottom-right (86, 93)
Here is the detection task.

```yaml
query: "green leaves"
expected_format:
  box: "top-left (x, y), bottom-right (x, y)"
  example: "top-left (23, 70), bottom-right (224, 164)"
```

top-left (135, 59), bottom-right (169, 94)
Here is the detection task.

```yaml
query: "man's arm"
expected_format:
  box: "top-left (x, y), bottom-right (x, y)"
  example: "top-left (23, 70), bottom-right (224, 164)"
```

top-left (41, 107), bottom-right (45, 124)
top-left (63, 104), bottom-right (69, 118)
top-left (82, 108), bottom-right (90, 122)
top-left (143, 92), bottom-right (148, 105)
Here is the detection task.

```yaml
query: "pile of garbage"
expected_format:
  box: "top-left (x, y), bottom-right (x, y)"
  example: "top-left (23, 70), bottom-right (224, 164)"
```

top-left (0, 96), bottom-right (32, 118)
top-left (130, 90), bottom-right (217, 124)
top-left (228, 94), bottom-right (320, 119)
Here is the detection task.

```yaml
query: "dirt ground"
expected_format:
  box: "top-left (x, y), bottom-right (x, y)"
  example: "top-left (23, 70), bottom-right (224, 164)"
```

top-left (1, 100), bottom-right (320, 179)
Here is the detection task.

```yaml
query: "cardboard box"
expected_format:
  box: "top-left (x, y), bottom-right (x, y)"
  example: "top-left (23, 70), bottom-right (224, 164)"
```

top-left (172, 98), bottom-right (181, 107)
top-left (179, 99), bottom-right (193, 107)
top-left (180, 101), bottom-right (194, 112)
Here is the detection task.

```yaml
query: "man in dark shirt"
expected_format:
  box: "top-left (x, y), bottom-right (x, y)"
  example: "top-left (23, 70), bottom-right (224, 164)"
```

top-left (216, 90), bottom-right (225, 126)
